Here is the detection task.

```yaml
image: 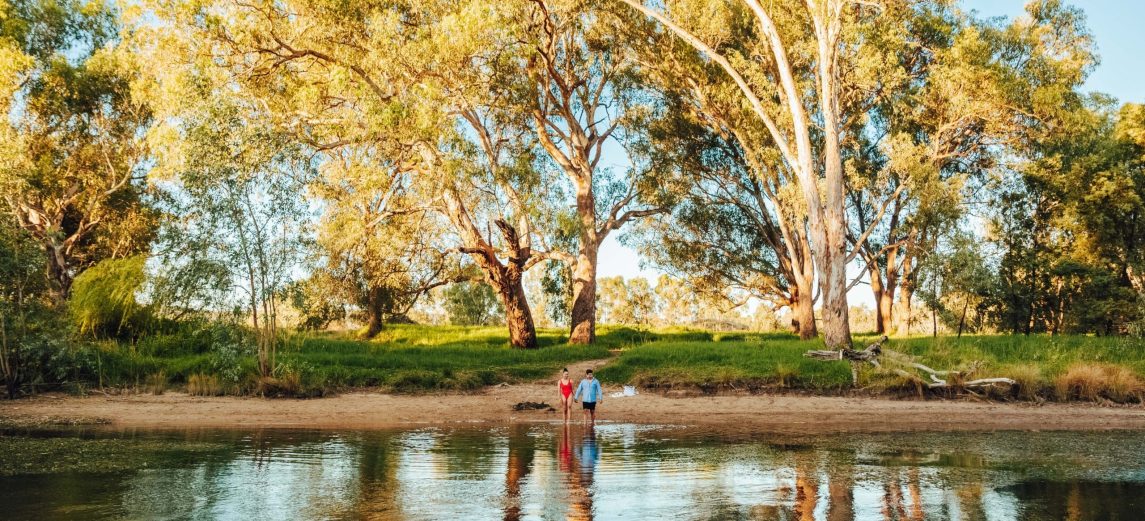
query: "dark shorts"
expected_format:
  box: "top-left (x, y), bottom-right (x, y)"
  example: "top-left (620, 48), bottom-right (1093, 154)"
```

top-left (582, 401), bottom-right (596, 411)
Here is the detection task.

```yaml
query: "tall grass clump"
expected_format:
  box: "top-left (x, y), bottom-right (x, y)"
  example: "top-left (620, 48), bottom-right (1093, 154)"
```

top-left (1055, 363), bottom-right (1144, 403)
top-left (1004, 364), bottom-right (1046, 401)
top-left (144, 371), bottom-right (167, 395)
top-left (187, 374), bottom-right (223, 396)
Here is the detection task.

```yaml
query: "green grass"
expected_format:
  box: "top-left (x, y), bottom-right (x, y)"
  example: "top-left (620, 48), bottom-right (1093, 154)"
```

top-left (594, 337), bottom-right (857, 391)
top-left (597, 332), bottom-right (1145, 401)
top-left (72, 324), bottom-right (1145, 401)
top-left (87, 324), bottom-right (623, 395)
top-left (281, 326), bottom-right (612, 392)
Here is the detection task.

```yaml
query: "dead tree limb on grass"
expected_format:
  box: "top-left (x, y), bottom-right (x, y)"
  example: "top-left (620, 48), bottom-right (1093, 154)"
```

top-left (803, 336), bottom-right (1016, 390)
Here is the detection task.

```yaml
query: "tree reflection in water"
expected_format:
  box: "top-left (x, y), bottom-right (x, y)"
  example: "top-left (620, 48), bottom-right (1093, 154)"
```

top-left (4, 427), bottom-right (1145, 520)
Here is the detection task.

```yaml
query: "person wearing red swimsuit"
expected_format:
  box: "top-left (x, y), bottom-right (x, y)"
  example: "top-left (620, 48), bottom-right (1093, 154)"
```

top-left (558, 367), bottom-right (574, 422)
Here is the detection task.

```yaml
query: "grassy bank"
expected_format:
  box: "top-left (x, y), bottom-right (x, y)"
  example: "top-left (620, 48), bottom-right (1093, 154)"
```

top-left (597, 333), bottom-right (1145, 402)
top-left (57, 324), bottom-right (1145, 402)
top-left (85, 324), bottom-right (652, 396)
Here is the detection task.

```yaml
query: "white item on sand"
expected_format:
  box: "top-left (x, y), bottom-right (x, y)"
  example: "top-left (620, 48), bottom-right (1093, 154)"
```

top-left (610, 386), bottom-right (639, 398)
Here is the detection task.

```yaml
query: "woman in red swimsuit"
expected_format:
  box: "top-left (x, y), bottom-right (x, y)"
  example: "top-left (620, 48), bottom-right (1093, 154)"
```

top-left (558, 367), bottom-right (574, 422)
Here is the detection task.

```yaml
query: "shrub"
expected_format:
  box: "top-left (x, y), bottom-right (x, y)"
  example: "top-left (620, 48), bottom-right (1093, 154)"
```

top-left (1055, 363), bottom-right (1144, 403)
top-left (69, 255), bottom-right (152, 339)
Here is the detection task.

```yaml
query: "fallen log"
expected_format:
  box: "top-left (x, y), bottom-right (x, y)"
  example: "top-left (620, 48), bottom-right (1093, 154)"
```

top-left (804, 335), bottom-right (886, 362)
top-left (892, 368), bottom-right (1016, 389)
top-left (804, 336), bottom-right (1016, 391)
top-left (804, 336), bottom-right (887, 385)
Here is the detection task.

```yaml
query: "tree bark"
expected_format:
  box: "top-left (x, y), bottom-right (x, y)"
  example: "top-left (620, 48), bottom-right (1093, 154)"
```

top-left (362, 286), bottom-right (386, 339)
top-left (45, 243), bottom-right (73, 304)
top-left (819, 256), bottom-right (852, 348)
top-left (895, 253), bottom-right (917, 336)
top-left (568, 240), bottom-right (598, 345)
top-left (869, 260), bottom-right (885, 334)
top-left (791, 282), bottom-right (817, 340)
top-left (957, 300), bottom-right (969, 338)
top-left (878, 291), bottom-right (895, 336)
top-left (500, 274), bottom-right (538, 350)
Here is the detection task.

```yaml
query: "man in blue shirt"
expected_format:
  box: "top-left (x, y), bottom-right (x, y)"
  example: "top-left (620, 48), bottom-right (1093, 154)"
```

top-left (573, 369), bottom-right (604, 426)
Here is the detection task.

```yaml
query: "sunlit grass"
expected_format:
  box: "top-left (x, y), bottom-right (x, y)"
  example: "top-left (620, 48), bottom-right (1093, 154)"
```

top-left (599, 332), bottom-right (1145, 401)
top-left (86, 324), bottom-right (1145, 400)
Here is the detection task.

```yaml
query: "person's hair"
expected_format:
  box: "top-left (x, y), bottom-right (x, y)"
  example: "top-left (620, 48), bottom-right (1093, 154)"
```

top-left (586, 369), bottom-right (593, 374)
top-left (562, 367), bottom-right (568, 373)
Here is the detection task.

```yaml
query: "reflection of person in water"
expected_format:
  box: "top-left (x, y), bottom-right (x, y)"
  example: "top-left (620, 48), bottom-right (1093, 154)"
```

top-left (561, 425), bottom-right (598, 520)
top-left (559, 423), bottom-right (573, 472)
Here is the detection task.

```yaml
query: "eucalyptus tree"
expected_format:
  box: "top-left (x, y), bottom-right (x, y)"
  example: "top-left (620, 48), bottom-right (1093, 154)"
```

top-left (629, 84), bottom-right (820, 338)
top-left (845, 1), bottom-right (1097, 335)
top-left (620, 0), bottom-right (893, 348)
top-left (519, 0), bottom-right (664, 344)
top-left (134, 0), bottom-right (563, 348)
top-left (309, 146), bottom-right (466, 338)
top-left (0, 0), bottom-right (154, 303)
top-left (621, 0), bottom-right (1097, 344)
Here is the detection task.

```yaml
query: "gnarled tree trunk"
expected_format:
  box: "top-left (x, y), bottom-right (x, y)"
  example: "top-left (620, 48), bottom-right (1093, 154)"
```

top-left (500, 275), bottom-right (538, 350)
top-left (791, 282), bottom-right (817, 340)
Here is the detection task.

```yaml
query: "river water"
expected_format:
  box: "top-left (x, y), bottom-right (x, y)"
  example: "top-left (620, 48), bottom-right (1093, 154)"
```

top-left (2, 424), bottom-right (1143, 520)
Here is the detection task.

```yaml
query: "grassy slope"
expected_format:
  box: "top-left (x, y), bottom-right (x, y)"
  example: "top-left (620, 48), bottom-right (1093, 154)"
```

top-left (284, 325), bottom-right (612, 391)
top-left (93, 324), bottom-right (1145, 400)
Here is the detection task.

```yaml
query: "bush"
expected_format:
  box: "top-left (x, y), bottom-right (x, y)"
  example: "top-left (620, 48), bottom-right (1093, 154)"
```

top-left (69, 255), bottom-right (152, 339)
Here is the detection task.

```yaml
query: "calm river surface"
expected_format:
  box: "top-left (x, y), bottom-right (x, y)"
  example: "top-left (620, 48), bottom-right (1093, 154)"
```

top-left (2, 424), bottom-right (1144, 520)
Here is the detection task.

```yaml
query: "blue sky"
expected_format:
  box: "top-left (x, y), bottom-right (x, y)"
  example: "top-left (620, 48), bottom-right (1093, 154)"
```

top-left (596, 0), bottom-right (1145, 308)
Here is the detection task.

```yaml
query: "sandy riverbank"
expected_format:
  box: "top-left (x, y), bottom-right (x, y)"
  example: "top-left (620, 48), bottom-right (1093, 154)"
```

top-left (4, 360), bottom-right (1145, 434)
top-left (3, 386), bottom-right (1145, 434)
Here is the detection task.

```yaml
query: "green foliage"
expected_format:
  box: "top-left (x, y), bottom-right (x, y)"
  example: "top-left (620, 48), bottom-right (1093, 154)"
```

top-left (0, 0), bottom-right (155, 301)
top-left (68, 255), bottom-right (150, 338)
top-left (597, 276), bottom-right (656, 325)
top-left (442, 282), bottom-right (503, 326)
top-left (0, 211), bottom-right (66, 397)
top-left (987, 98), bottom-right (1145, 335)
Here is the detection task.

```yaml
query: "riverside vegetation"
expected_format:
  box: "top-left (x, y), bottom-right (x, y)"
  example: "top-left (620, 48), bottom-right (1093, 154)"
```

top-left (2, 0), bottom-right (1145, 412)
top-left (34, 324), bottom-right (1145, 404)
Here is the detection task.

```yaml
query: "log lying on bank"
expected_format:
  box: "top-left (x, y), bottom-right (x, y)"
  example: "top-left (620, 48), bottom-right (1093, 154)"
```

top-left (804, 335), bottom-right (887, 365)
top-left (803, 335), bottom-right (1016, 390)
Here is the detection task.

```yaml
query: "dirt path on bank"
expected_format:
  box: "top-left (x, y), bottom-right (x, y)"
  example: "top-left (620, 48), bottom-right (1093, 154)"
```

top-left (4, 379), bottom-right (1145, 433)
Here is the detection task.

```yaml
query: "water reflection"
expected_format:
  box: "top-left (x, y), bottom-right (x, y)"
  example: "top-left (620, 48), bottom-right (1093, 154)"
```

top-left (2, 426), bottom-right (1145, 520)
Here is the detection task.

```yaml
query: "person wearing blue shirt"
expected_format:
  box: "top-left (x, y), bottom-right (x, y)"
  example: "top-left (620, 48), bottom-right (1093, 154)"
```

top-left (573, 369), bottom-right (604, 426)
